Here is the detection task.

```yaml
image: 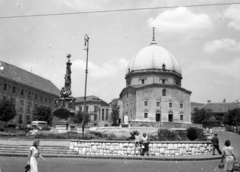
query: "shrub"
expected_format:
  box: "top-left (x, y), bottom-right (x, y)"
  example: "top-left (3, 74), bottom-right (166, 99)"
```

top-left (157, 129), bottom-right (179, 141)
top-left (186, 127), bottom-right (206, 141)
top-left (88, 131), bottom-right (104, 138)
top-left (35, 132), bottom-right (80, 139)
top-left (106, 133), bottom-right (116, 140)
top-left (7, 124), bottom-right (16, 128)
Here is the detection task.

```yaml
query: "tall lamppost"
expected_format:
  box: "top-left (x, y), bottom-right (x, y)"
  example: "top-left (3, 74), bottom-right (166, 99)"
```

top-left (82, 34), bottom-right (89, 138)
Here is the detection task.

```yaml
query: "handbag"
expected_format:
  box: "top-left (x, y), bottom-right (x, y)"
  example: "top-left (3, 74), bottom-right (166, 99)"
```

top-left (218, 161), bottom-right (224, 169)
top-left (233, 162), bottom-right (240, 171)
top-left (25, 164), bottom-right (30, 172)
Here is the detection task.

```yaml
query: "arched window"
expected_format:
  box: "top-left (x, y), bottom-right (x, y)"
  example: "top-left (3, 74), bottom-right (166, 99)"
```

top-left (141, 79), bottom-right (145, 84)
top-left (162, 89), bottom-right (166, 96)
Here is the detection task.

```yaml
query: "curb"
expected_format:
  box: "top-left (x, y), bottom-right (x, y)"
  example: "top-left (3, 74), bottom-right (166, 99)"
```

top-left (0, 153), bottom-right (221, 161)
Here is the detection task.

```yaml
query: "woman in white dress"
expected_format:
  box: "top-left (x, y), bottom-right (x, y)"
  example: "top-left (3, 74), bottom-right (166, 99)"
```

top-left (27, 140), bottom-right (46, 172)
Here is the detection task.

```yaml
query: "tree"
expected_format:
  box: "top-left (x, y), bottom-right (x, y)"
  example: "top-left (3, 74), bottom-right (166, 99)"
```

top-left (74, 111), bottom-right (91, 126)
top-left (192, 108), bottom-right (214, 124)
top-left (0, 99), bottom-right (17, 125)
top-left (111, 100), bottom-right (119, 126)
top-left (225, 108), bottom-right (240, 126)
top-left (32, 106), bottom-right (52, 126)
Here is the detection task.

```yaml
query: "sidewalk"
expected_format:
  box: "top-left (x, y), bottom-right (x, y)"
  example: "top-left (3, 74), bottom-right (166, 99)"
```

top-left (0, 137), bottom-right (221, 161)
top-left (0, 137), bottom-right (71, 146)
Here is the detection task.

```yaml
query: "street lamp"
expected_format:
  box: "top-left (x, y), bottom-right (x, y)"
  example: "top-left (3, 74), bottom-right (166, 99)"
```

top-left (82, 34), bottom-right (89, 139)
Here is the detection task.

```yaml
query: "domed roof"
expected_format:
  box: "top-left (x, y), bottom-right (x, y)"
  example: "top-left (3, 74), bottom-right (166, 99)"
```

top-left (127, 43), bottom-right (181, 75)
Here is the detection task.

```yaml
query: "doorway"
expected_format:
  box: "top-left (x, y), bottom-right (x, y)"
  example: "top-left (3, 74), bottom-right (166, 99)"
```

top-left (156, 113), bottom-right (161, 122)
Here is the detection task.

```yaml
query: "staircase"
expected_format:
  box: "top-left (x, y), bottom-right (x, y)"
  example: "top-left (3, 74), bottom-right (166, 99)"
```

top-left (0, 144), bottom-right (78, 157)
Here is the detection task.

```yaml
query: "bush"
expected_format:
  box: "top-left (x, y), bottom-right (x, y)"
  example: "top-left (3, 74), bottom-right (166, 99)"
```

top-left (157, 129), bottom-right (179, 141)
top-left (186, 127), bottom-right (206, 141)
top-left (7, 124), bottom-right (16, 128)
top-left (106, 133), bottom-right (116, 140)
top-left (35, 132), bottom-right (80, 139)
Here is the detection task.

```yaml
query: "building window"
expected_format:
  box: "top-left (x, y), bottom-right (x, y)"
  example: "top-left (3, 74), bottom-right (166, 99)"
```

top-left (102, 109), bottom-right (104, 121)
top-left (35, 94), bottom-right (38, 100)
top-left (99, 109), bottom-right (101, 121)
top-left (94, 114), bottom-right (97, 121)
top-left (20, 99), bottom-right (24, 106)
top-left (156, 102), bottom-right (160, 107)
top-left (21, 89), bottom-right (24, 95)
top-left (180, 115), bottom-right (183, 121)
top-left (162, 89), bottom-right (166, 96)
top-left (106, 109), bottom-right (109, 121)
top-left (86, 106), bottom-right (88, 113)
top-left (169, 103), bottom-right (172, 108)
top-left (27, 101), bottom-right (31, 114)
top-left (11, 97), bottom-right (16, 105)
top-left (49, 98), bottom-right (51, 103)
top-left (34, 104), bottom-right (38, 110)
top-left (180, 103), bottom-right (183, 108)
top-left (79, 106), bottom-right (82, 112)
top-left (45, 98), bottom-right (47, 102)
top-left (94, 106), bottom-right (98, 112)
top-left (144, 113), bottom-right (148, 118)
top-left (144, 100), bottom-right (148, 106)
top-left (168, 114), bottom-right (173, 122)
top-left (40, 96), bottom-right (42, 101)
top-left (2, 95), bottom-right (7, 100)
top-left (19, 114), bottom-right (23, 124)
top-left (26, 115), bottom-right (30, 122)
top-left (3, 83), bottom-right (7, 90)
top-left (141, 79), bottom-right (145, 84)
top-left (12, 86), bottom-right (16, 93)
top-left (28, 91), bottom-right (31, 98)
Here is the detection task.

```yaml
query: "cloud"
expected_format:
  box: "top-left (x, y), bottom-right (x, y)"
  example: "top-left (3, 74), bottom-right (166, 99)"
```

top-left (72, 58), bottom-right (128, 79)
top-left (185, 59), bottom-right (240, 81)
top-left (148, 7), bottom-right (212, 32)
top-left (224, 5), bottom-right (240, 30)
top-left (203, 38), bottom-right (240, 53)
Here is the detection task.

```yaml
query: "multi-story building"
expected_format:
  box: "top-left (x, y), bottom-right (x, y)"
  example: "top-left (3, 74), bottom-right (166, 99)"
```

top-left (119, 30), bottom-right (192, 126)
top-left (0, 60), bottom-right (60, 127)
top-left (75, 95), bottom-right (112, 127)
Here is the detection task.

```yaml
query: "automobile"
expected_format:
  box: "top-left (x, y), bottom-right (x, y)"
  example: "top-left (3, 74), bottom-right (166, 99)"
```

top-left (27, 121), bottom-right (48, 136)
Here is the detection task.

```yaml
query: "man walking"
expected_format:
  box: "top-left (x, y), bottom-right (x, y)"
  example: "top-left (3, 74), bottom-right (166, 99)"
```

top-left (211, 133), bottom-right (222, 155)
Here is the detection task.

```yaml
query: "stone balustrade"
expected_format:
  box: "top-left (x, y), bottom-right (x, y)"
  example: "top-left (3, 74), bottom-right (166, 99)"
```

top-left (70, 140), bottom-right (213, 157)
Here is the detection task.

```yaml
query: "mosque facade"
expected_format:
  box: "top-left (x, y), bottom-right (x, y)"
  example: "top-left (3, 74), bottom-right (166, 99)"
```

top-left (119, 29), bottom-right (192, 126)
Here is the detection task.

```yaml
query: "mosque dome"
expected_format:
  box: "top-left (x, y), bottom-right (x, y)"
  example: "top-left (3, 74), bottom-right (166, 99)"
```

top-left (126, 32), bottom-right (181, 75)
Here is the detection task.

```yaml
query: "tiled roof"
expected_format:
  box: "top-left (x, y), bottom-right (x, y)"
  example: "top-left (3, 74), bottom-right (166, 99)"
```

top-left (202, 102), bottom-right (240, 113)
top-left (0, 60), bottom-right (60, 96)
top-left (75, 95), bottom-right (109, 106)
top-left (191, 102), bottom-right (205, 112)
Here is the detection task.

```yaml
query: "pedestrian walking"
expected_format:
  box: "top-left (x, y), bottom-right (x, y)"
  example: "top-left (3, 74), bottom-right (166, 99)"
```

top-left (141, 133), bottom-right (150, 156)
top-left (221, 140), bottom-right (236, 172)
top-left (27, 140), bottom-right (46, 172)
top-left (211, 133), bottom-right (222, 155)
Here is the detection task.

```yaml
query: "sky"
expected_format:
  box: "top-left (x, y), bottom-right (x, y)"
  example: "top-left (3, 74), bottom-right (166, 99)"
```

top-left (0, 0), bottom-right (240, 104)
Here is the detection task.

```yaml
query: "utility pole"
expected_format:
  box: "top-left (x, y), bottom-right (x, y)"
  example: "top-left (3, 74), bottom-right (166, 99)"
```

top-left (82, 34), bottom-right (89, 139)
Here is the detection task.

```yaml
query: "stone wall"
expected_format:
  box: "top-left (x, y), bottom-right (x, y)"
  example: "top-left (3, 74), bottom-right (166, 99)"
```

top-left (70, 140), bottom-right (212, 156)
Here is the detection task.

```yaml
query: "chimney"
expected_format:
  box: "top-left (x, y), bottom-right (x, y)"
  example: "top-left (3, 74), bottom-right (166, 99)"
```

top-left (207, 100), bottom-right (211, 103)
top-left (223, 99), bottom-right (226, 103)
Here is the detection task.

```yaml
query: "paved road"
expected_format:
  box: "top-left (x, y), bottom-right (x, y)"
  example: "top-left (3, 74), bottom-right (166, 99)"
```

top-left (0, 131), bottom-right (239, 172)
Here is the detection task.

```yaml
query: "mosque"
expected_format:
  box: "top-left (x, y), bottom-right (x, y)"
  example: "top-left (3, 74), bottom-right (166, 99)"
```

top-left (119, 28), bottom-right (192, 126)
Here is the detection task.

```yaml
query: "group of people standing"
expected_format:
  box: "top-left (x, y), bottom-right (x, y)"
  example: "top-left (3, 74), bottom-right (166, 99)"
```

top-left (134, 133), bottom-right (150, 156)
top-left (211, 133), bottom-right (237, 172)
